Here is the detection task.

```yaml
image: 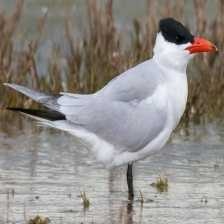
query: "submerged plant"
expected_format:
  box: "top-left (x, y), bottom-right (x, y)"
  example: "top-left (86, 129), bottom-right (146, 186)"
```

top-left (151, 176), bottom-right (169, 193)
top-left (27, 215), bottom-right (50, 224)
top-left (139, 190), bottom-right (144, 205)
top-left (80, 191), bottom-right (90, 209)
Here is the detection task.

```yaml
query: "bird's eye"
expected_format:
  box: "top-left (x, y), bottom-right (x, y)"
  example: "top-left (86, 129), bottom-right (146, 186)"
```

top-left (175, 35), bottom-right (184, 43)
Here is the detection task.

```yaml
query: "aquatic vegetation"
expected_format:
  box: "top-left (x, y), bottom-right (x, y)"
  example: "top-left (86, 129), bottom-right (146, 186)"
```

top-left (27, 215), bottom-right (50, 224)
top-left (139, 190), bottom-right (144, 205)
top-left (0, 0), bottom-right (223, 126)
top-left (151, 176), bottom-right (169, 193)
top-left (80, 191), bottom-right (90, 209)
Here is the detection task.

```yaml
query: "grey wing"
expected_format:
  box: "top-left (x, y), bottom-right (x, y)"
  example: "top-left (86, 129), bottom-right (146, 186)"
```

top-left (4, 59), bottom-right (162, 113)
top-left (98, 59), bottom-right (162, 102)
top-left (58, 96), bottom-right (167, 152)
top-left (57, 59), bottom-right (166, 151)
top-left (4, 59), bottom-right (166, 152)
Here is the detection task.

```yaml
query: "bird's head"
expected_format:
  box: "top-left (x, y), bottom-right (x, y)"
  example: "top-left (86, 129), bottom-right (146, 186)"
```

top-left (153, 18), bottom-right (217, 71)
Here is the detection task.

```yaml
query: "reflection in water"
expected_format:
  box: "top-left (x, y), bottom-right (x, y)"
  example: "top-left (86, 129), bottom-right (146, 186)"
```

top-left (115, 198), bottom-right (144, 224)
top-left (1, 113), bottom-right (224, 223)
top-left (108, 167), bottom-right (143, 224)
top-left (126, 202), bottom-right (134, 224)
top-left (108, 168), bottom-right (136, 224)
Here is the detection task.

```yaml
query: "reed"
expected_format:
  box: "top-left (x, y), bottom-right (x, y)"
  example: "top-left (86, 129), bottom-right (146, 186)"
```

top-left (0, 0), bottom-right (223, 126)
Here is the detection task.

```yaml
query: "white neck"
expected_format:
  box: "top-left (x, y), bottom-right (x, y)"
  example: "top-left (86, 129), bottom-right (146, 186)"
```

top-left (152, 33), bottom-right (193, 73)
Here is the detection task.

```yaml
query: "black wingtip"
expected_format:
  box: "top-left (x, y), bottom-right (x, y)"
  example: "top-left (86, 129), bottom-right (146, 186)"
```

top-left (7, 107), bottom-right (66, 121)
top-left (7, 107), bottom-right (22, 111)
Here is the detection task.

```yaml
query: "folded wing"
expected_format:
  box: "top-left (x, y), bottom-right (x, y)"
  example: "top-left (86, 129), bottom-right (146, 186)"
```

top-left (4, 59), bottom-right (167, 152)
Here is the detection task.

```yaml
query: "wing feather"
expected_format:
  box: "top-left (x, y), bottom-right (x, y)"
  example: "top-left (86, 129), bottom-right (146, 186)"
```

top-left (5, 59), bottom-right (167, 152)
top-left (55, 59), bottom-right (167, 151)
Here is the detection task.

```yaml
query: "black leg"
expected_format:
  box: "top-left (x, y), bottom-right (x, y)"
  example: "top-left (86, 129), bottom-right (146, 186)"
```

top-left (127, 163), bottom-right (134, 201)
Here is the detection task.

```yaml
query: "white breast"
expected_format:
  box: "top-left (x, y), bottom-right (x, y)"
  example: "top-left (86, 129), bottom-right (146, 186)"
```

top-left (144, 84), bottom-right (168, 110)
top-left (166, 72), bottom-right (188, 129)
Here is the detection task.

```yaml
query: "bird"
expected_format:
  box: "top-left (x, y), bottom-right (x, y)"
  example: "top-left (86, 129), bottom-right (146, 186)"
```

top-left (4, 18), bottom-right (217, 201)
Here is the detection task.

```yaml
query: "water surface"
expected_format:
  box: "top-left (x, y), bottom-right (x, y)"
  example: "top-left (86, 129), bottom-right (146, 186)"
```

top-left (1, 113), bottom-right (224, 223)
top-left (0, 1), bottom-right (223, 223)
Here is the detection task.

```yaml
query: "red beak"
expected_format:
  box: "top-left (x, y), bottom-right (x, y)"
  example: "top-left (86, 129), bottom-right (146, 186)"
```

top-left (185, 37), bottom-right (218, 54)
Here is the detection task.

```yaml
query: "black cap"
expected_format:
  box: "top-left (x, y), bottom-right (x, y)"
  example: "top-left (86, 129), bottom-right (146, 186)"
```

top-left (159, 18), bottom-right (194, 45)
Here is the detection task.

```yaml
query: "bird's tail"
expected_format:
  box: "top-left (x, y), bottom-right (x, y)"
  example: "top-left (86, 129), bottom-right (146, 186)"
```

top-left (4, 83), bottom-right (59, 111)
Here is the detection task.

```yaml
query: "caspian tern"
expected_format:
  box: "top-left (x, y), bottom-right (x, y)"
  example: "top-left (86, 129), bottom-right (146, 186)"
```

top-left (4, 18), bottom-right (217, 200)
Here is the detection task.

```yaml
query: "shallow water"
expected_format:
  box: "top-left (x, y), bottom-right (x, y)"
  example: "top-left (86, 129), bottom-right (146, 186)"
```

top-left (0, 1), bottom-right (223, 223)
top-left (1, 113), bottom-right (224, 223)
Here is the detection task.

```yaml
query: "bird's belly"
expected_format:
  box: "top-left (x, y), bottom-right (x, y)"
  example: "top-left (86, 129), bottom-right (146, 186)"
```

top-left (111, 105), bottom-right (173, 167)
top-left (111, 122), bottom-right (172, 167)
